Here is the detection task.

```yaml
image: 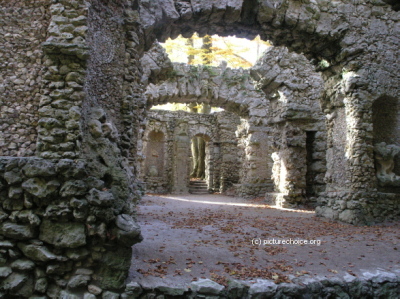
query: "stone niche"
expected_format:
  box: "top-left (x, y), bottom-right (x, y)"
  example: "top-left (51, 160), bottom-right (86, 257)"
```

top-left (373, 96), bottom-right (400, 191)
top-left (144, 131), bottom-right (165, 178)
top-left (139, 109), bottom-right (243, 195)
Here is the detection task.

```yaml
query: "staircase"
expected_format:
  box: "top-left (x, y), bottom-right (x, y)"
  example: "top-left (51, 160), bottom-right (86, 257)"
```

top-left (189, 180), bottom-right (209, 194)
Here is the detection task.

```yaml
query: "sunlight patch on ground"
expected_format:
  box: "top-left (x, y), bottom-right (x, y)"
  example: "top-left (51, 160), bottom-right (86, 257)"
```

top-left (145, 194), bottom-right (315, 214)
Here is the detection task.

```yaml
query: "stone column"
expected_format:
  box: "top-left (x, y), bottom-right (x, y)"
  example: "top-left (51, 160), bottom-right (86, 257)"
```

top-left (172, 121), bottom-right (190, 194)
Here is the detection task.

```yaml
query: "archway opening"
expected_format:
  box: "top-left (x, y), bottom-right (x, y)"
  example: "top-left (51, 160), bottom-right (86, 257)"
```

top-left (190, 135), bottom-right (207, 180)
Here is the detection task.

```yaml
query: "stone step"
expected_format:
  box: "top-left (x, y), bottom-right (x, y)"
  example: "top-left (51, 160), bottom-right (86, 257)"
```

top-left (189, 181), bottom-right (207, 186)
top-left (189, 180), bottom-right (208, 194)
top-left (189, 185), bottom-right (208, 189)
top-left (189, 191), bottom-right (208, 194)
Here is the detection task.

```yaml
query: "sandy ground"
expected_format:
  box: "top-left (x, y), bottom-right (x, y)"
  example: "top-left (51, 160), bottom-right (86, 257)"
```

top-left (128, 194), bottom-right (400, 288)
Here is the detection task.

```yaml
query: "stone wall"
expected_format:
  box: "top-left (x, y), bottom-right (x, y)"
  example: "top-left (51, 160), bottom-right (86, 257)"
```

top-left (37, 0), bottom-right (89, 160)
top-left (145, 61), bottom-right (269, 125)
top-left (0, 157), bottom-right (142, 298)
top-left (123, 274), bottom-right (400, 298)
top-left (0, 0), bottom-right (51, 157)
top-left (250, 47), bottom-right (327, 205)
top-left (0, 0), bottom-right (400, 296)
top-left (140, 110), bottom-right (242, 194)
top-left (137, 0), bottom-right (400, 224)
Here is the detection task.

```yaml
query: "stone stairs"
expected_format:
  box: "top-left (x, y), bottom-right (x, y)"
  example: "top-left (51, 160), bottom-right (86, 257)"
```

top-left (189, 180), bottom-right (209, 194)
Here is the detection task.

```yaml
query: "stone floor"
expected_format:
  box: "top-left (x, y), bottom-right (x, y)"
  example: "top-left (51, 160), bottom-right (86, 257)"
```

top-left (128, 194), bottom-right (400, 289)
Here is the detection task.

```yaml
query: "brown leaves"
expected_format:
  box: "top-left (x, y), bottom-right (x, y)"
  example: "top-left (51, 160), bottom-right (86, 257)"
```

top-left (135, 194), bottom-right (400, 285)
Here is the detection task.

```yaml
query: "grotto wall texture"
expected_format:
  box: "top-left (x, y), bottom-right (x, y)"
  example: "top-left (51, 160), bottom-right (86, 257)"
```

top-left (0, 157), bottom-right (142, 297)
top-left (140, 110), bottom-right (242, 195)
top-left (0, 0), bottom-right (51, 157)
top-left (138, 0), bottom-right (400, 201)
top-left (1, 0), bottom-right (145, 297)
top-left (0, 0), bottom-right (400, 297)
top-left (143, 45), bottom-right (327, 204)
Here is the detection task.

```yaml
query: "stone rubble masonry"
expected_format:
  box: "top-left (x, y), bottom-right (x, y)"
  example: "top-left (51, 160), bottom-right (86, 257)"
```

top-left (0, 157), bottom-right (142, 298)
top-left (37, 0), bottom-right (89, 160)
top-left (144, 44), bottom-right (327, 202)
top-left (0, 0), bottom-right (399, 297)
top-left (0, 0), bottom-right (52, 157)
top-left (118, 273), bottom-right (400, 298)
top-left (141, 109), bottom-right (242, 195)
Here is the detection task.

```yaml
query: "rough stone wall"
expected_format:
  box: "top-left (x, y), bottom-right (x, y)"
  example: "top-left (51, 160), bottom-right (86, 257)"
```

top-left (138, 0), bottom-right (400, 223)
top-left (0, 0), bottom-right (51, 157)
top-left (118, 274), bottom-right (400, 299)
top-left (250, 47), bottom-right (327, 205)
top-left (0, 157), bottom-right (141, 298)
top-left (37, 0), bottom-right (89, 160)
top-left (215, 111), bottom-right (241, 192)
top-left (145, 62), bottom-right (269, 124)
top-left (0, 0), bottom-right (399, 296)
top-left (140, 110), bottom-right (242, 194)
top-left (236, 120), bottom-right (273, 198)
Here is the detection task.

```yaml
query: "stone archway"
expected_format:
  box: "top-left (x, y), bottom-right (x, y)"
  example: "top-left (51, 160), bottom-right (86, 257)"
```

top-left (0, 0), bottom-right (400, 297)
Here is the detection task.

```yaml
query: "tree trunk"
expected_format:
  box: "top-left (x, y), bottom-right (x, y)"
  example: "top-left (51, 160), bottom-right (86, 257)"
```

top-left (191, 137), bottom-right (199, 177)
top-left (201, 35), bottom-right (213, 65)
top-left (196, 137), bottom-right (206, 179)
top-left (186, 37), bottom-right (195, 65)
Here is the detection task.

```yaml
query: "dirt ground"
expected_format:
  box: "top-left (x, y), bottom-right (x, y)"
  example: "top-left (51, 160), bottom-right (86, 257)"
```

top-left (128, 194), bottom-right (400, 288)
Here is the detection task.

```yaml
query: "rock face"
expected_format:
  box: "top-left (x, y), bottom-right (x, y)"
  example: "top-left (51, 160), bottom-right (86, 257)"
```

top-left (0, 0), bottom-right (400, 297)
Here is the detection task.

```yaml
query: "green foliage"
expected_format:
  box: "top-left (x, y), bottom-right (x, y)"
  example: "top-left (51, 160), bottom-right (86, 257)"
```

top-left (162, 34), bottom-right (271, 69)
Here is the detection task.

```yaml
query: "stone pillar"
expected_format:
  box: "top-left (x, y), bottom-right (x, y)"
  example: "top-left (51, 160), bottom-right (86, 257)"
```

top-left (172, 121), bottom-right (190, 194)
top-left (316, 85), bottom-right (379, 224)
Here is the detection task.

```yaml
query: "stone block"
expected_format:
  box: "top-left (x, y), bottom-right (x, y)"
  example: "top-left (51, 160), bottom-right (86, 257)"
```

top-left (0, 272), bottom-right (28, 291)
top-left (113, 214), bottom-right (142, 246)
top-left (0, 222), bottom-right (37, 240)
top-left (35, 277), bottom-right (48, 294)
top-left (60, 180), bottom-right (87, 197)
top-left (11, 259), bottom-right (35, 271)
top-left (88, 284), bottom-right (103, 295)
top-left (0, 267), bottom-right (12, 278)
top-left (39, 220), bottom-right (86, 248)
top-left (248, 279), bottom-right (277, 297)
top-left (68, 274), bottom-right (91, 289)
top-left (22, 178), bottom-right (60, 198)
top-left (102, 291), bottom-right (120, 299)
top-left (87, 189), bottom-right (114, 207)
top-left (4, 170), bottom-right (23, 185)
top-left (22, 160), bottom-right (56, 177)
top-left (190, 279), bottom-right (224, 295)
top-left (17, 243), bottom-right (64, 262)
top-left (8, 186), bottom-right (23, 199)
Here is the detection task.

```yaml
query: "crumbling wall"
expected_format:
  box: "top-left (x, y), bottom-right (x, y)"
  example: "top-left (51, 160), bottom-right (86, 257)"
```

top-left (0, 0), bottom-right (51, 157)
